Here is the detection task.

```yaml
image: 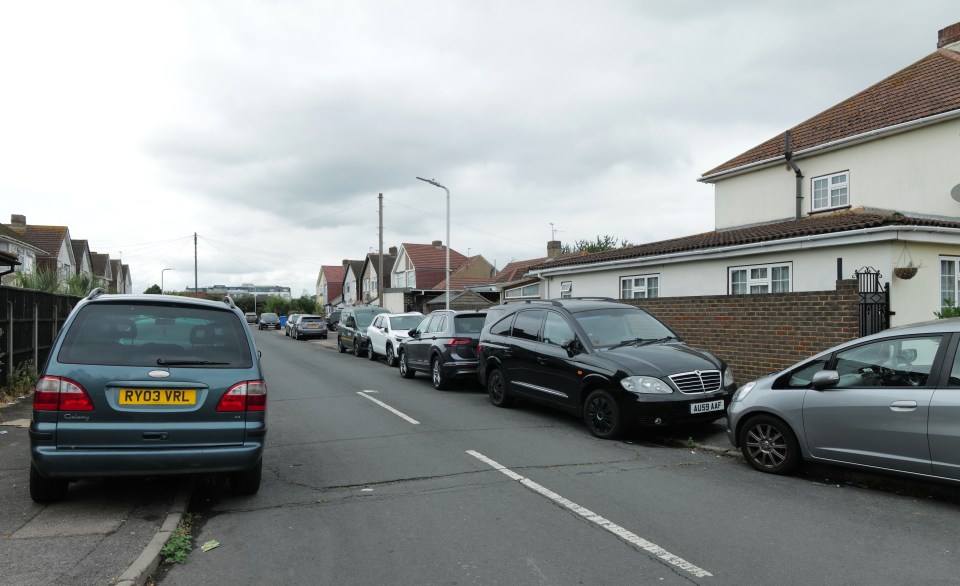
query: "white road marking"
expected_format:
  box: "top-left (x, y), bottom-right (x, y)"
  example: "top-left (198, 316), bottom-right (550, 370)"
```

top-left (357, 391), bottom-right (420, 424)
top-left (466, 450), bottom-right (713, 579)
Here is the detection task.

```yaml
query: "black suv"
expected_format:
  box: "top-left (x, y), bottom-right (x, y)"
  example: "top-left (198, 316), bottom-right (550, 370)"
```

top-left (398, 309), bottom-right (487, 390)
top-left (337, 306), bottom-right (389, 356)
top-left (477, 298), bottom-right (735, 439)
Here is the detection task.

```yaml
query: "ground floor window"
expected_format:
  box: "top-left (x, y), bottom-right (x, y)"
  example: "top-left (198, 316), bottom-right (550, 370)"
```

top-left (729, 263), bottom-right (791, 294)
top-left (505, 282), bottom-right (540, 299)
top-left (560, 281), bottom-right (572, 298)
top-left (940, 257), bottom-right (960, 306)
top-left (620, 274), bottom-right (660, 298)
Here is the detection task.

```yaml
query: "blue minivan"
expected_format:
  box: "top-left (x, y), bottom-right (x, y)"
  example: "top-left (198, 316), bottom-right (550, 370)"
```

top-left (29, 289), bottom-right (267, 502)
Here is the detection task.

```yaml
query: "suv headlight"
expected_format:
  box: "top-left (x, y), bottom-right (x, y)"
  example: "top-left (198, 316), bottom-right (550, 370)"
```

top-left (723, 367), bottom-right (735, 387)
top-left (620, 376), bottom-right (673, 394)
top-left (731, 381), bottom-right (756, 402)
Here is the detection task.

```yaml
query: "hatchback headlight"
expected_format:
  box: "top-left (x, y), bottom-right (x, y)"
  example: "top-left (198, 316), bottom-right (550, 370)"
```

top-left (731, 381), bottom-right (756, 402)
top-left (620, 376), bottom-right (673, 394)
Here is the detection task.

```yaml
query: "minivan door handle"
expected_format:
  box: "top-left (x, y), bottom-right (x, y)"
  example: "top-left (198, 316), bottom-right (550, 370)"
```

top-left (889, 400), bottom-right (917, 412)
top-left (142, 432), bottom-right (168, 440)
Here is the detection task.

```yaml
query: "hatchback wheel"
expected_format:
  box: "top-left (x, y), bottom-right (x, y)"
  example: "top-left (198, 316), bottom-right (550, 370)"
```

top-left (30, 465), bottom-right (67, 503)
top-left (431, 357), bottom-right (449, 390)
top-left (386, 345), bottom-right (397, 367)
top-left (285, 328), bottom-right (289, 337)
top-left (353, 340), bottom-right (364, 357)
top-left (487, 368), bottom-right (512, 407)
top-left (739, 415), bottom-right (800, 475)
top-left (584, 389), bottom-right (622, 439)
top-left (338, 337), bottom-right (346, 353)
top-left (230, 458), bottom-right (262, 495)
top-left (399, 351), bottom-right (415, 378)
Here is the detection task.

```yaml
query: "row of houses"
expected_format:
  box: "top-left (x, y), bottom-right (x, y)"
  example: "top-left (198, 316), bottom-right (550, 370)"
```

top-left (0, 214), bottom-right (133, 294)
top-left (318, 22), bottom-right (960, 329)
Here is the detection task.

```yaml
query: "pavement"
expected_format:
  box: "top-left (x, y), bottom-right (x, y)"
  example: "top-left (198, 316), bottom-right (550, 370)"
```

top-left (1, 332), bottom-right (955, 585)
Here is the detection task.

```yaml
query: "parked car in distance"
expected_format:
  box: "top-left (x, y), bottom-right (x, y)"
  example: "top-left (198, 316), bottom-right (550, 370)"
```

top-left (292, 315), bottom-right (328, 340)
top-left (285, 314), bottom-right (303, 336)
top-left (326, 310), bottom-right (342, 332)
top-left (337, 306), bottom-right (390, 356)
top-left (366, 312), bottom-right (424, 366)
top-left (727, 318), bottom-right (960, 485)
top-left (245, 312), bottom-right (258, 324)
top-left (398, 309), bottom-right (487, 390)
top-left (477, 298), bottom-right (736, 439)
top-left (258, 312), bottom-right (280, 330)
top-left (29, 289), bottom-right (266, 502)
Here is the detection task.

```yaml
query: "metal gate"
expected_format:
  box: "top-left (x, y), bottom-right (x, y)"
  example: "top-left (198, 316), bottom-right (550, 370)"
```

top-left (854, 267), bottom-right (890, 337)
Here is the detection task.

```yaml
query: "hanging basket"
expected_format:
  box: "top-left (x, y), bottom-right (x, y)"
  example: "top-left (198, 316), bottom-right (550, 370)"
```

top-left (894, 265), bottom-right (918, 280)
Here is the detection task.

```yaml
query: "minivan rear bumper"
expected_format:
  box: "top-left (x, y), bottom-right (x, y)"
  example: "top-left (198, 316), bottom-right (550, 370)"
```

top-left (31, 442), bottom-right (264, 478)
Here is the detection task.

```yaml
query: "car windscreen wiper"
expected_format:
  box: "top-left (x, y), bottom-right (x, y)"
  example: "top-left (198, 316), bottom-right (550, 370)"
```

top-left (156, 359), bottom-right (231, 366)
top-left (636, 336), bottom-right (679, 347)
top-left (609, 337), bottom-right (646, 349)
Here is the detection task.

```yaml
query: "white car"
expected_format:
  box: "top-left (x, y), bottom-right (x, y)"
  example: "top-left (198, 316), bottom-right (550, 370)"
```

top-left (366, 312), bottom-right (424, 366)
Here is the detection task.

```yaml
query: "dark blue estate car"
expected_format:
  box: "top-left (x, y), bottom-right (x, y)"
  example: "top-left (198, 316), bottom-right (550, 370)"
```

top-left (29, 289), bottom-right (267, 502)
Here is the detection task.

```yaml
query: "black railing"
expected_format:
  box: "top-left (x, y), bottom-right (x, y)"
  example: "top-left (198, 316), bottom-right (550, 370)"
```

top-left (854, 267), bottom-right (890, 337)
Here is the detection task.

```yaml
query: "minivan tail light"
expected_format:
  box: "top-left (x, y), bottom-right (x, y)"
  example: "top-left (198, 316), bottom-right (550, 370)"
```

top-left (33, 376), bottom-right (95, 411)
top-left (446, 338), bottom-right (472, 347)
top-left (217, 380), bottom-right (268, 412)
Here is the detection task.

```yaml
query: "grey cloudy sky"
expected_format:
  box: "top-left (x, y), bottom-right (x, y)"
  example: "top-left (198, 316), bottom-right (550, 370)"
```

top-left (2, 1), bottom-right (957, 297)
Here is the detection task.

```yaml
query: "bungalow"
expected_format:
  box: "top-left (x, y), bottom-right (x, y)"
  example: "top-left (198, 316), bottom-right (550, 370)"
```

top-left (4, 214), bottom-right (75, 281)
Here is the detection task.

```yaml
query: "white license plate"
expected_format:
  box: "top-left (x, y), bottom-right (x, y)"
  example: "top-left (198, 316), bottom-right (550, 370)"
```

top-left (690, 399), bottom-right (724, 414)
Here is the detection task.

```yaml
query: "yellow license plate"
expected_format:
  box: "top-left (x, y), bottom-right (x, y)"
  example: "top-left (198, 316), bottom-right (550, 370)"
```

top-left (119, 389), bottom-right (197, 405)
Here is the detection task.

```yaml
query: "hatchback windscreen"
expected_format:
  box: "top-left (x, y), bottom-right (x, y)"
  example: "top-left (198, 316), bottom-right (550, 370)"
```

top-left (453, 315), bottom-right (486, 334)
top-left (58, 303), bottom-right (253, 367)
top-left (573, 308), bottom-right (675, 348)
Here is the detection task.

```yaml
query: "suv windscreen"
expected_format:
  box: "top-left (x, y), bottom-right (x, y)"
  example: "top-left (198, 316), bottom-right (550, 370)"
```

top-left (390, 315), bottom-right (422, 331)
top-left (261, 313), bottom-right (279, 322)
top-left (58, 303), bottom-right (253, 367)
top-left (573, 308), bottom-right (674, 348)
top-left (353, 312), bottom-right (380, 329)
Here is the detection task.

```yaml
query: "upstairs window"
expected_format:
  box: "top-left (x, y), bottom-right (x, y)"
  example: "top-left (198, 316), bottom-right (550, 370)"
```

top-left (620, 274), bottom-right (660, 299)
top-left (730, 263), bottom-right (791, 295)
top-left (812, 171), bottom-right (849, 212)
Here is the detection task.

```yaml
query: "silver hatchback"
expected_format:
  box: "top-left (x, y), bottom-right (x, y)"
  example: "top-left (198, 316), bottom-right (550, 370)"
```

top-left (727, 318), bottom-right (960, 484)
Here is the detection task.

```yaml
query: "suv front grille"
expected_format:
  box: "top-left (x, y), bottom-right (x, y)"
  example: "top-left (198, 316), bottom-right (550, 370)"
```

top-left (669, 370), bottom-right (722, 394)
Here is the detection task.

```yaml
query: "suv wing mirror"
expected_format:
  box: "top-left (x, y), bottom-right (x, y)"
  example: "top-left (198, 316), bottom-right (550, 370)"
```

top-left (408, 328), bottom-right (419, 338)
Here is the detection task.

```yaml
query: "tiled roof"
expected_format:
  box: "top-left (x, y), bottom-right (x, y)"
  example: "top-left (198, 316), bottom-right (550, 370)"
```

top-left (5, 224), bottom-right (68, 257)
top-left (703, 48), bottom-right (960, 178)
top-left (91, 253), bottom-right (112, 278)
top-left (71, 239), bottom-right (90, 273)
top-left (402, 243), bottom-right (468, 290)
top-left (529, 209), bottom-right (960, 271)
top-left (0, 250), bottom-right (20, 265)
top-left (495, 257), bottom-right (549, 283)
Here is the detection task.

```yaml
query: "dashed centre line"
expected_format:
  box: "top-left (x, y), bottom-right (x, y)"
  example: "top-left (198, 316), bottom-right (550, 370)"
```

top-left (357, 391), bottom-right (420, 424)
top-left (466, 450), bottom-right (713, 579)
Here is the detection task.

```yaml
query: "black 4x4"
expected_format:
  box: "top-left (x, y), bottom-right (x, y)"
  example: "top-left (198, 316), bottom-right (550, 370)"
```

top-left (398, 309), bottom-right (487, 390)
top-left (477, 298), bottom-right (735, 439)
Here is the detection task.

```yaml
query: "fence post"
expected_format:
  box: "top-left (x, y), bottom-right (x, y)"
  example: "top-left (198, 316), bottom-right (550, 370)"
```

top-left (33, 303), bottom-right (39, 366)
top-left (5, 301), bottom-right (12, 386)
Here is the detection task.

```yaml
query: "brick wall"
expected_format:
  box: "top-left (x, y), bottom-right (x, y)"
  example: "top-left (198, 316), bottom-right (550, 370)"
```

top-left (623, 279), bottom-right (861, 384)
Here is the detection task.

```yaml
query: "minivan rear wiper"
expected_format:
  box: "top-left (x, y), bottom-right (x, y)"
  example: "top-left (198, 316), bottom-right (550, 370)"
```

top-left (157, 359), bottom-right (230, 366)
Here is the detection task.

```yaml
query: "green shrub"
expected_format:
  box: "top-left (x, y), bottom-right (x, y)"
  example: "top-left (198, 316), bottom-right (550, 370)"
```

top-left (934, 299), bottom-right (960, 319)
top-left (1, 359), bottom-right (37, 402)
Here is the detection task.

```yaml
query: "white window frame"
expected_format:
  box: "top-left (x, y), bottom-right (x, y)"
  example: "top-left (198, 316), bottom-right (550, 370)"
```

top-left (406, 269), bottom-right (416, 288)
top-left (940, 256), bottom-right (960, 307)
top-left (729, 263), bottom-right (792, 295)
top-left (504, 282), bottom-right (540, 299)
top-left (620, 274), bottom-right (660, 299)
top-left (560, 281), bottom-right (572, 299)
top-left (812, 171), bottom-right (849, 212)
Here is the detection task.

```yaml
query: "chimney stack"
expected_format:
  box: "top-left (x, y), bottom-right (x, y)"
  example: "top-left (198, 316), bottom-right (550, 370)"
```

top-left (389, 246), bottom-right (397, 255)
top-left (547, 240), bottom-right (563, 258)
top-left (432, 240), bottom-right (442, 247)
top-left (938, 22), bottom-right (960, 49)
top-left (10, 214), bottom-right (26, 227)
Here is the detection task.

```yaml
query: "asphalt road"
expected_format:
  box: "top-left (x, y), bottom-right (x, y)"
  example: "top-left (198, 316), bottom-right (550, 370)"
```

top-left (156, 327), bottom-right (960, 585)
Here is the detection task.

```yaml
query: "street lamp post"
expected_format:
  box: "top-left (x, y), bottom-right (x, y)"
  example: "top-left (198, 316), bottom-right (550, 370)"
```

top-left (161, 268), bottom-right (174, 294)
top-left (416, 176), bottom-right (450, 310)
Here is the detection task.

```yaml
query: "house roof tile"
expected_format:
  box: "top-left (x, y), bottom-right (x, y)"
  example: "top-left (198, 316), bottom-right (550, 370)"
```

top-left (495, 257), bottom-right (549, 283)
top-left (529, 209), bottom-right (960, 271)
top-left (402, 243), bottom-right (468, 290)
top-left (5, 224), bottom-right (68, 257)
top-left (703, 48), bottom-right (960, 178)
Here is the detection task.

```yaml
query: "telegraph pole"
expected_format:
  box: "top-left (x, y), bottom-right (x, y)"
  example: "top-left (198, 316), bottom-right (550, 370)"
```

top-left (378, 193), bottom-right (384, 306)
top-left (194, 232), bottom-right (198, 297)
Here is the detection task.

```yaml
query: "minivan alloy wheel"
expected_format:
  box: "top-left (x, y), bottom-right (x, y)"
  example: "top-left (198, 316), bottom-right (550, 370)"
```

top-left (584, 389), bottom-right (622, 439)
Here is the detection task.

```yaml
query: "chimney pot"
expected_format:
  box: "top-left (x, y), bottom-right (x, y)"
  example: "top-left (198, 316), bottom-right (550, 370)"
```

top-left (432, 240), bottom-right (442, 247)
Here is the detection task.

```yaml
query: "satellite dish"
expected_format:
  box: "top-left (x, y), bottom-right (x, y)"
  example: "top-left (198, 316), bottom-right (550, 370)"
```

top-left (952, 184), bottom-right (960, 202)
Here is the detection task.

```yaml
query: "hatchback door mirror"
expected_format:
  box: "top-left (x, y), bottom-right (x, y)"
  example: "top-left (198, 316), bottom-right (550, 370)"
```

top-left (561, 338), bottom-right (582, 355)
top-left (811, 370), bottom-right (840, 390)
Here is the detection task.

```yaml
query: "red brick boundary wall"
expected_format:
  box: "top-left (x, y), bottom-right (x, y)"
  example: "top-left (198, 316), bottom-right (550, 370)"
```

top-left (623, 279), bottom-right (861, 385)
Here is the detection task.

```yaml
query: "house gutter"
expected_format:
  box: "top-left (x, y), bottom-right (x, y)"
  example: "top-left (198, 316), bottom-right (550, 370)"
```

top-left (528, 225), bottom-right (960, 278)
top-left (699, 108), bottom-right (960, 184)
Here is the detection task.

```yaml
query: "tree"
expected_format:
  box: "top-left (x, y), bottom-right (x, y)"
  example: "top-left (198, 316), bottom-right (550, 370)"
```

top-left (561, 235), bottom-right (635, 254)
top-left (144, 284), bottom-right (162, 294)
